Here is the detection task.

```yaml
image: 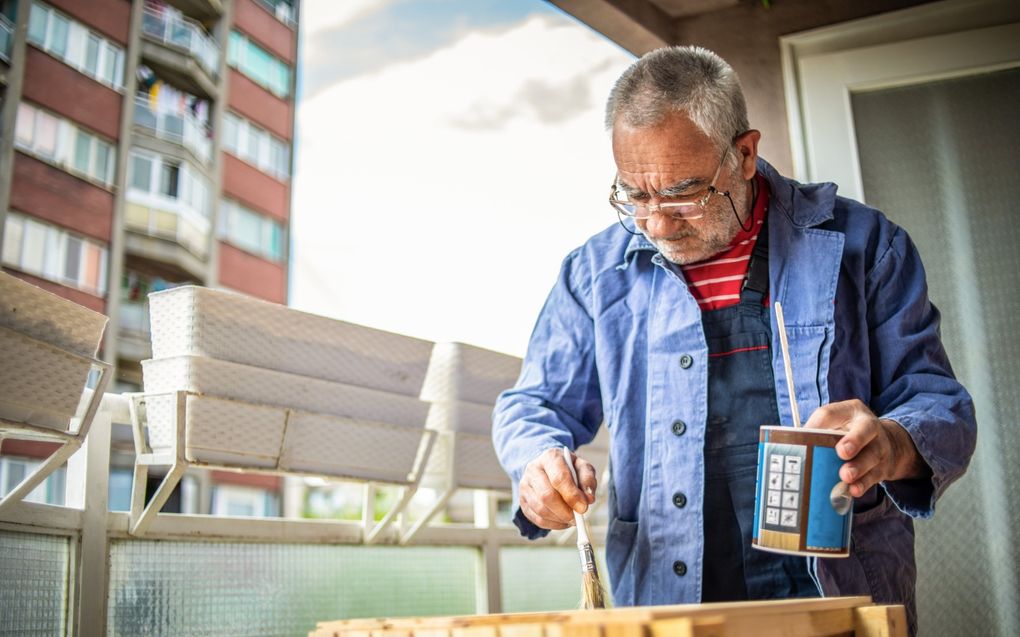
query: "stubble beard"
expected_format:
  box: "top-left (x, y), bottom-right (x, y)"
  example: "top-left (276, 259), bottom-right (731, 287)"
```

top-left (644, 178), bottom-right (750, 266)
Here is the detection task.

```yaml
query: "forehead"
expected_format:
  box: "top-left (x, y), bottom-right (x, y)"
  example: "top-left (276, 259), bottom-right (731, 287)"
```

top-left (611, 112), bottom-right (717, 183)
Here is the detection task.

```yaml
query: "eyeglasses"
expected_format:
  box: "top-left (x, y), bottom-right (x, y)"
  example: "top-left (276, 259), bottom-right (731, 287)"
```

top-left (609, 148), bottom-right (732, 221)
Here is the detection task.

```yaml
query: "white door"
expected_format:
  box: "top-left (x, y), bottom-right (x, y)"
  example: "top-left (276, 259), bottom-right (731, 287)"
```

top-left (783, 3), bottom-right (1020, 637)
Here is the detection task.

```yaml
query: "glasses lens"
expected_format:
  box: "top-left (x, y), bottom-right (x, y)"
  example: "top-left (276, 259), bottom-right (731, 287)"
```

top-left (658, 202), bottom-right (704, 220)
top-left (612, 201), bottom-right (642, 217)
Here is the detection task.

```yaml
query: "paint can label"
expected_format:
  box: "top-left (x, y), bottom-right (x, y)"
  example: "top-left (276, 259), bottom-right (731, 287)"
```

top-left (752, 426), bottom-right (852, 557)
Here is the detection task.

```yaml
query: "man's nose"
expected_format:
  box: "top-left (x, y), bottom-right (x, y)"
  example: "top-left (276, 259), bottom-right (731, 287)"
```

top-left (641, 208), bottom-right (683, 238)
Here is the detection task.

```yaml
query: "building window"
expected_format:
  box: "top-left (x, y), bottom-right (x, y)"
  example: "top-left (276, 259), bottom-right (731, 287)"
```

top-left (222, 111), bottom-right (290, 181)
top-left (128, 149), bottom-right (211, 221)
top-left (212, 484), bottom-right (279, 518)
top-left (2, 212), bottom-right (109, 295)
top-left (14, 102), bottom-right (116, 187)
top-left (227, 30), bottom-right (291, 99)
top-left (219, 198), bottom-right (285, 262)
top-left (0, 458), bottom-right (66, 505)
top-left (27, 1), bottom-right (125, 91)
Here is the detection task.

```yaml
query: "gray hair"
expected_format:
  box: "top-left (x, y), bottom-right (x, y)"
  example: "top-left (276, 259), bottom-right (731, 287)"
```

top-left (605, 46), bottom-right (749, 152)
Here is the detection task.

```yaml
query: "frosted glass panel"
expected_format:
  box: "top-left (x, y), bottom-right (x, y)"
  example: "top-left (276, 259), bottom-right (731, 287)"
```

top-left (500, 546), bottom-right (607, 612)
top-left (0, 531), bottom-right (70, 636)
top-left (852, 66), bottom-right (1020, 637)
top-left (107, 541), bottom-right (477, 637)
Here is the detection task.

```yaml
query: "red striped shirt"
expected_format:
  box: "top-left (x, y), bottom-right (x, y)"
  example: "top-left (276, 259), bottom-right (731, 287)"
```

top-left (680, 174), bottom-right (770, 311)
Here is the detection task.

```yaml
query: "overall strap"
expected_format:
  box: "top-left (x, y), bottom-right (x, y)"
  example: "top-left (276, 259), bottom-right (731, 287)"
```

top-left (741, 215), bottom-right (769, 305)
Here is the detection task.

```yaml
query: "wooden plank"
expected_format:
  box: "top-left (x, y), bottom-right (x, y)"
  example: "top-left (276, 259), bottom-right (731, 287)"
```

top-left (853, 605), bottom-right (908, 637)
top-left (452, 626), bottom-right (499, 637)
top-left (558, 623), bottom-right (602, 637)
top-left (724, 608), bottom-right (854, 636)
top-left (603, 621), bottom-right (645, 637)
top-left (414, 630), bottom-right (453, 637)
top-left (313, 597), bottom-right (884, 637)
top-left (498, 624), bottom-right (547, 637)
top-left (649, 617), bottom-right (725, 637)
top-left (564, 597), bottom-right (873, 624)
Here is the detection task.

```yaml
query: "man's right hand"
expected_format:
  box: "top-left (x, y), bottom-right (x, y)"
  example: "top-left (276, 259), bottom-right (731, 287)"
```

top-left (519, 448), bottom-right (598, 530)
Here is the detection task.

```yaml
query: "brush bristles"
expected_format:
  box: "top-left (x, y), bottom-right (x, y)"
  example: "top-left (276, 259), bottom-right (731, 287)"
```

top-left (580, 568), bottom-right (607, 609)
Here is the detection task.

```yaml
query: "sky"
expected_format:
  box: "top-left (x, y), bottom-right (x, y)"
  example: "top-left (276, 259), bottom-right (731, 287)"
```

top-left (291, 0), bottom-right (635, 357)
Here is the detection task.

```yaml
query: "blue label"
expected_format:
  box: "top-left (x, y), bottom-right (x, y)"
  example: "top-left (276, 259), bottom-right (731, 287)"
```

top-left (806, 446), bottom-right (852, 550)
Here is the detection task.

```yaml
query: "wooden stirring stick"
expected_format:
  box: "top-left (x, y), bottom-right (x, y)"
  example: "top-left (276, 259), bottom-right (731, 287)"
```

top-left (774, 301), bottom-right (801, 428)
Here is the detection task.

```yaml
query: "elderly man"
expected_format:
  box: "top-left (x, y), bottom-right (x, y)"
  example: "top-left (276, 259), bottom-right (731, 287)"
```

top-left (492, 46), bottom-right (975, 635)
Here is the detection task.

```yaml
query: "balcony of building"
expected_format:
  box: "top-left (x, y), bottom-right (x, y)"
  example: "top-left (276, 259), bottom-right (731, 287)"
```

top-left (0, 11), bottom-right (13, 66)
top-left (123, 148), bottom-right (213, 282)
top-left (140, 1), bottom-right (221, 100)
top-left (164, 0), bottom-right (224, 25)
top-left (132, 83), bottom-right (213, 166)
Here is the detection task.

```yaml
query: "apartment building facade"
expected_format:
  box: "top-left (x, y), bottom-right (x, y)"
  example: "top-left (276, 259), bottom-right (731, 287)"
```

top-left (0, 0), bottom-right (299, 516)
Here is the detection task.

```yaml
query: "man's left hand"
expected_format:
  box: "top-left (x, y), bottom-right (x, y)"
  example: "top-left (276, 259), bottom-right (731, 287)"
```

top-left (805, 399), bottom-right (930, 498)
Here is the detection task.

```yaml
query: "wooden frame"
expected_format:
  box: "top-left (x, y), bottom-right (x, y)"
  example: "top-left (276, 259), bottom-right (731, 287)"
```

top-left (310, 596), bottom-right (907, 637)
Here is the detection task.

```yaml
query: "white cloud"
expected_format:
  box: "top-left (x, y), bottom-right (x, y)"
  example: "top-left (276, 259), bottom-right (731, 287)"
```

top-left (292, 13), bottom-right (634, 356)
top-left (300, 0), bottom-right (394, 37)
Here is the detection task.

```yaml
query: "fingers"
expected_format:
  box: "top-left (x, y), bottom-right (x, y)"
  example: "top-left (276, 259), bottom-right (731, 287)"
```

top-left (520, 467), bottom-right (575, 529)
top-left (838, 436), bottom-right (890, 496)
top-left (518, 448), bottom-right (594, 530)
top-left (546, 452), bottom-right (590, 514)
top-left (575, 458), bottom-right (598, 505)
top-left (805, 400), bottom-right (879, 461)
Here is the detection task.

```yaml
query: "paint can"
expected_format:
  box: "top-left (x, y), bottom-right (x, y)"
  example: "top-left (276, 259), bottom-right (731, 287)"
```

top-left (752, 426), bottom-right (852, 557)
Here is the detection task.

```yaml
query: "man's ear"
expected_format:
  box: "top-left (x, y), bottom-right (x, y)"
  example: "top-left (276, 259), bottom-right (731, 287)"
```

top-left (735, 129), bottom-right (761, 179)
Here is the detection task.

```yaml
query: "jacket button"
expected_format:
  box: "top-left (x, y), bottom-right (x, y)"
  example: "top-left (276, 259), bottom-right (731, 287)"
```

top-left (673, 492), bottom-right (687, 508)
top-left (671, 420), bottom-right (686, 436)
top-left (673, 560), bottom-right (687, 576)
top-left (679, 354), bottom-right (693, 369)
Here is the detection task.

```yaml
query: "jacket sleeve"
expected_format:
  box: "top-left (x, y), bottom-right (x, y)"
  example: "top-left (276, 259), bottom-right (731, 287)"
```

top-left (492, 248), bottom-right (604, 539)
top-left (866, 225), bottom-right (977, 518)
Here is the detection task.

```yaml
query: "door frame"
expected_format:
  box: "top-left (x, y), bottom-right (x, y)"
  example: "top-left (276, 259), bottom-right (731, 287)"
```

top-left (779, 0), bottom-right (1020, 198)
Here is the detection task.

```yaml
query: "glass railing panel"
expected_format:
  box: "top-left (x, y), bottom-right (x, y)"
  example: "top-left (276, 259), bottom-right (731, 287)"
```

top-left (141, 3), bottom-right (220, 78)
top-left (133, 94), bottom-right (212, 164)
top-left (0, 13), bottom-right (14, 63)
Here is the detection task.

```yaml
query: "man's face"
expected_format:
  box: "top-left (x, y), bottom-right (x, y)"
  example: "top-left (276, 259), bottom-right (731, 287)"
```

top-left (612, 112), bottom-right (757, 265)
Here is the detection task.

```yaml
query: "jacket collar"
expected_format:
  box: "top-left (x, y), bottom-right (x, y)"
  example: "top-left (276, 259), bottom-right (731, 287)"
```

top-left (756, 157), bottom-right (838, 228)
top-left (621, 157), bottom-right (839, 266)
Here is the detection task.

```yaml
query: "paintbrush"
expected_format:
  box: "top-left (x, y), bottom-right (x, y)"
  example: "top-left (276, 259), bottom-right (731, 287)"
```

top-left (562, 446), bottom-right (606, 609)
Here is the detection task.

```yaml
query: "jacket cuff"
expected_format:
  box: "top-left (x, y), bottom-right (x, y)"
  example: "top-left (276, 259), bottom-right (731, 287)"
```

top-left (513, 507), bottom-right (550, 540)
top-left (878, 413), bottom-right (937, 518)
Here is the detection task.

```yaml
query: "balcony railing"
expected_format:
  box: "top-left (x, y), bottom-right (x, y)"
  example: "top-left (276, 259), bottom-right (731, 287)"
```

top-left (133, 93), bottom-right (212, 164)
top-left (119, 298), bottom-right (151, 336)
top-left (0, 13), bottom-right (14, 63)
top-left (141, 3), bottom-right (220, 77)
top-left (252, 0), bottom-right (296, 28)
top-left (125, 191), bottom-right (211, 260)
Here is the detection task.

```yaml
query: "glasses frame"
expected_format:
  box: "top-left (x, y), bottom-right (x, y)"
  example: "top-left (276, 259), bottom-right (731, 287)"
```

top-left (609, 147), bottom-right (732, 221)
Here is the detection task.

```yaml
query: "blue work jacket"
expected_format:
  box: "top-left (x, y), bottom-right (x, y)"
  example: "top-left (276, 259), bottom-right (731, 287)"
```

top-left (492, 158), bottom-right (976, 629)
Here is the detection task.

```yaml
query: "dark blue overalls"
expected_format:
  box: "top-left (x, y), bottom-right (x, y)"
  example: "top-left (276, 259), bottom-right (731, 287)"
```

top-left (699, 217), bottom-right (818, 601)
